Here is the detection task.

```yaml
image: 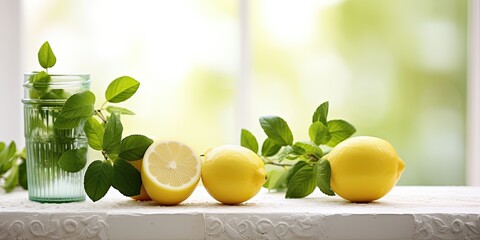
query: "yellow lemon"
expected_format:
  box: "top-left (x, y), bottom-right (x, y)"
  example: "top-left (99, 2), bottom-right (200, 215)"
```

top-left (128, 159), bottom-right (151, 201)
top-left (141, 141), bottom-right (201, 205)
top-left (327, 136), bottom-right (405, 202)
top-left (201, 145), bottom-right (267, 205)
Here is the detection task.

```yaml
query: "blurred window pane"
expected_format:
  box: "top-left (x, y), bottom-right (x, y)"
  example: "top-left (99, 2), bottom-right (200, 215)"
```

top-left (22, 0), bottom-right (240, 153)
top-left (22, 0), bottom-right (467, 185)
top-left (250, 0), bottom-right (467, 185)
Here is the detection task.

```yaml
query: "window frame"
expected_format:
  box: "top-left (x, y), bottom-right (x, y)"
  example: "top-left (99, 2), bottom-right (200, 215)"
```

top-left (467, 0), bottom-right (480, 186)
top-left (0, 0), bottom-right (22, 145)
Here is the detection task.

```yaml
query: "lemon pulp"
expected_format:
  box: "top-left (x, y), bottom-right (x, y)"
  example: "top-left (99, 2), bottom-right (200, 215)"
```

top-left (141, 141), bottom-right (201, 205)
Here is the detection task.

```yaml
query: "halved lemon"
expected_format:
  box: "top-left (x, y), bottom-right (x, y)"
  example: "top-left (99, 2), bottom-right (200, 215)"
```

top-left (141, 140), bottom-right (201, 205)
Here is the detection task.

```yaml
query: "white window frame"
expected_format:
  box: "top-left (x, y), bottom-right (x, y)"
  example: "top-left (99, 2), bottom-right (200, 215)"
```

top-left (467, 0), bottom-right (480, 186)
top-left (236, 0), bottom-right (252, 131)
top-left (0, 0), bottom-right (22, 145)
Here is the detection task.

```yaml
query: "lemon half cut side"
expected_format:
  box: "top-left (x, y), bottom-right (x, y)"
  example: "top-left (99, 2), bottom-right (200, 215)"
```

top-left (141, 140), bottom-right (201, 205)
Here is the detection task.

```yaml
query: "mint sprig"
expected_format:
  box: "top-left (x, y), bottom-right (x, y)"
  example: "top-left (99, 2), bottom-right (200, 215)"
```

top-left (241, 101), bottom-right (356, 198)
top-left (32, 41), bottom-right (153, 202)
top-left (54, 77), bottom-right (153, 202)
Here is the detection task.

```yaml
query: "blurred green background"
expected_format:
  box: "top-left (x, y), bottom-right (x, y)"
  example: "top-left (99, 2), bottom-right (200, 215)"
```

top-left (21, 0), bottom-right (467, 185)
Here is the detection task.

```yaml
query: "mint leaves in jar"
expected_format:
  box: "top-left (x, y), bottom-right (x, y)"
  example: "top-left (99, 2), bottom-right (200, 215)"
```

top-left (27, 41), bottom-right (152, 202)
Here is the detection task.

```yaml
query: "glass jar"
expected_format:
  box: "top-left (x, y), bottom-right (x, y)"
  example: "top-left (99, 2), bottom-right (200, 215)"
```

top-left (22, 73), bottom-right (90, 203)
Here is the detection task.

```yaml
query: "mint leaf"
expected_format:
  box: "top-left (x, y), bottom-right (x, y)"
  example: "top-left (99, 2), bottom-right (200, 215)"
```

top-left (28, 89), bottom-right (41, 99)
top-left (105, 106), bottom-right (135, 115)
top-left (56, 91), bottom-right (96, 118)
top-left (292, 141), bottom-right (324, 159)
top-left (38, 41), bottom-right (56, 69)
top-left (241, 129), bottom-right (259, 153)
top-left (0, 151), bottom-right (4, 172)
top-left (259, 116), bottom-right (293, 146)
top-left (272, 169), bottom-right (289, 190)
top-left (112, 159), bottom-right (142, 196)
top-left (84, 117), bottom-right (104, 150)
top-left (32, 71), bottom-right (50, 91)
top-left (264, 167), bottom-right (287, 190)
top-left (0, 160), bottom-right (12, 174)
top-left (274, 146), bottom-right (294, 162)
top-left (118, 135), bottom-right (153, 161)
top-left (263, 167), bottom-right (288, 190)
top-left (285, 161), bottom-right (308, 184)
top-left (54, 91), bottom-right (96, 129)
top-left (105, 76), bottom-right (140, 103)
top-left (40, 89), bottom-right (68, 100)
top-left (309, 121), bottom-right (331, 145)
top-left (286, 164), bottom-right (317, 198)
top-left (4, 163), bottom-right (19, 193)
top-left (5, 141), bottom-right (17, 160)
top-left (261, 138), bottom-right (282, 157)
top-left (84, 160), bottom-right (113, 202)
top-left (57, 147), bottom-right (87, 173)
top-left (21, 148), bottom-right (26, 160)
top-left (326, 120), bottom-right (356, 147)
top-left (0, 141), bottom-right (17, 174)
top-left (103, 112), bottom-right (123, 154)
top-left (54, 114), bottom-right (86, 130)
top-left (27, 73), bottom-right (36, 83)
top-left (18, 161), bottom-right (28, 190)
top-left (316, 160), bottom-right (335, 196)
top-left (312, 102), bottom-right (329, 125)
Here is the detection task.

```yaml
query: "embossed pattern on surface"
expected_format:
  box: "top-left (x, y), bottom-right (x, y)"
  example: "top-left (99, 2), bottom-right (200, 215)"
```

top-left (0, 214), bottom-right (108, 240)
top-left (414, 214), bottom-right (480, 240)
top-left (206, 215), bottom-right (326, 240)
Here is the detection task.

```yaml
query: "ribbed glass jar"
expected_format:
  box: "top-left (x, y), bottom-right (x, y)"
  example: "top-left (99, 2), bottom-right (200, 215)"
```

top-left (22, 73), bottom-right (90, 203)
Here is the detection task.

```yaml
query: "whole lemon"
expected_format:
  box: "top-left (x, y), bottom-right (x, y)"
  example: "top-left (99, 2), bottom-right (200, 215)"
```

top-left (201, 145), bottom-right (267, 205)
top-left (327, 136), bottom-right (405, 202)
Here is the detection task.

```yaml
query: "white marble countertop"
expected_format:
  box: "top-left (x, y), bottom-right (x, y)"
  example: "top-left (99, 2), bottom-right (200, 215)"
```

top-left (1, 186), bottom-right (480, 240)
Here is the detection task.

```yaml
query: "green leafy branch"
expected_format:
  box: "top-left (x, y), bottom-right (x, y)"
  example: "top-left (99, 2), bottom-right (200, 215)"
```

top-left (240, 102), bottom-right (356, 198)
top-left (0, 141), bottom-right (27, 193)
top-left (54, 77), bottom-right (153, 202)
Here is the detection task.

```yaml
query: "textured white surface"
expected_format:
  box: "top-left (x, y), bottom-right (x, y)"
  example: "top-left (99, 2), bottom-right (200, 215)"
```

top-left (1, 186), bottom-right (480, 240)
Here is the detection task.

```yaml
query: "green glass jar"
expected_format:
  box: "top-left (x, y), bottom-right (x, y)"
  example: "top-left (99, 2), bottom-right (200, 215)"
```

top-left (22, 73), bottom-right (90, 203)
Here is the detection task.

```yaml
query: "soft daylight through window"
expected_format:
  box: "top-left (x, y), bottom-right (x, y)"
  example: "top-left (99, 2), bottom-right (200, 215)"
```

top-left (21, 0), bottom-right (467, 185)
